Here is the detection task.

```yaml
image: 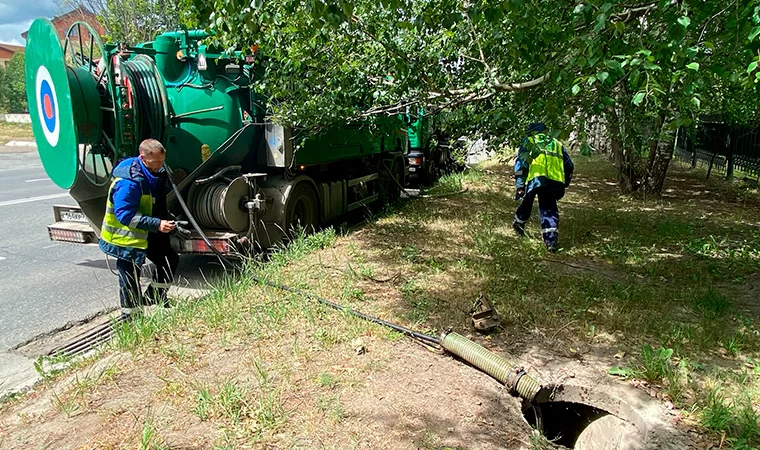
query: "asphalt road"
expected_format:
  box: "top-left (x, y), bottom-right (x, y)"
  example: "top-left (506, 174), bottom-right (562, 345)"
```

top-left (0, 148), bottom-right (218, 353)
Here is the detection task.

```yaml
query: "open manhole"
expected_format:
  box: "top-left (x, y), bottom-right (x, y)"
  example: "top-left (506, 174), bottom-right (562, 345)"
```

top-left (522, 385), bottom-right (647, 449)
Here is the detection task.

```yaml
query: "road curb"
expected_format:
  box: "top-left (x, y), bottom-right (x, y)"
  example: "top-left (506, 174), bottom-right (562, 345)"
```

top-left (0, 352), bottom-right (41, 399)
top-left (5, 141), bottom-right (37, 147)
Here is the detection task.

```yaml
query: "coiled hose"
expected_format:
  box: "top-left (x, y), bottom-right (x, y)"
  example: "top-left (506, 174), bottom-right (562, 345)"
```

top-left (123, 56), bottom-right (167, 142)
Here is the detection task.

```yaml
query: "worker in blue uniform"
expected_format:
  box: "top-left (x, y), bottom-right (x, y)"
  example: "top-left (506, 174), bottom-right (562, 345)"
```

top-left (513, 123), bottom-right (574, 253)
top-left (99, 139), bottom-right (178, 320)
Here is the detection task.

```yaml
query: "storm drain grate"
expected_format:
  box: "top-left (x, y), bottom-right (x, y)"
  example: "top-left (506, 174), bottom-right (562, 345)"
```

top-left (46, 318), bottom-right (124, 358)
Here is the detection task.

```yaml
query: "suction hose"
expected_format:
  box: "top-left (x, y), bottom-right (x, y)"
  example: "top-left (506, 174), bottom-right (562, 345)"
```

top-left (165, 164), bottom-right (234, 271)
top-left (166, 166), bottom-right (545, 404)
top-left (439, 331), bottom-right (544, 402)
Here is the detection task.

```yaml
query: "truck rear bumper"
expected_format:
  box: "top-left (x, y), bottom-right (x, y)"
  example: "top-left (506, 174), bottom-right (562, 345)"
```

top-left (174, 231), bottom-right (240, 255)
top-left (48, 221), bottom-right (98, 244)
top-left (48, 205), bottom-right (98, 244)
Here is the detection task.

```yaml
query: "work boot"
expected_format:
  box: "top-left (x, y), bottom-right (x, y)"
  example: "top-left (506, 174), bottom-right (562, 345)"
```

top-left (546, 243), bottom-right (559, 254)
top-left (512, 220), bottom-right (525, 237)
top-left (119, 307), bottom-right (139, 322)
top-left (143, 284), bottom-right (172, 308)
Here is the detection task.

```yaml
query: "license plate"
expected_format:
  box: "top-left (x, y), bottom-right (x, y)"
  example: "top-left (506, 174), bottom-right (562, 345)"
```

top-left (408, 167), bottom-right (416, 172)
top-left (61, 210), bottom-right (87, 223)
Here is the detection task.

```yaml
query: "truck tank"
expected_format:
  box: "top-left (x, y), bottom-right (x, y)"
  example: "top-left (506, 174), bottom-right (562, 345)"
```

top-left (24, 19), bottom-right (407, 255)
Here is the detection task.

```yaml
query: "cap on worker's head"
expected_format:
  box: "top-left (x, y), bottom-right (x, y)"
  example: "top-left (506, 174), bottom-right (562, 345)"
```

top-left (527, 122), bottom-right (546, 134)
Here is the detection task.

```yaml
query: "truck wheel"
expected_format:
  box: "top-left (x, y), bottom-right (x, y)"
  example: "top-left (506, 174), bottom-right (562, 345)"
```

top-left (439, 146), bottom-right (452, 175)
top-left (285, 183), bottom-right (319, 235)
top-left (423, 150), bottom-right (441, 185)
top-left (379, 158), bottom-right (402, 204)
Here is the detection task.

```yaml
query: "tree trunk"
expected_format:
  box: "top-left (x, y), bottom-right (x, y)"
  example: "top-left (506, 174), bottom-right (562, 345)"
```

top-left (606, 108), bottom-right (638, 194)
top-left (642, 124), bottom-right (676, 195)
top-left (725, 129), bottom-right (734, 180)
top-left (645, 114), bottom-right (666, 176)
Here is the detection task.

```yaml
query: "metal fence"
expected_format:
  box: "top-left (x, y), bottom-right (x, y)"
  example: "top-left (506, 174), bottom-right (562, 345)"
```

top-left (675, 119), bottom-right (760, 180)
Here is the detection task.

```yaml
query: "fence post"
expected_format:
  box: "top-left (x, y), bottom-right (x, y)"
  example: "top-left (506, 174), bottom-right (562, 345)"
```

top-left (690, 135), bottom-right (696, 168)
top-left (726, 129), bottom-right (734, 180)
top-left (706, 152), bottom-right (716, 180)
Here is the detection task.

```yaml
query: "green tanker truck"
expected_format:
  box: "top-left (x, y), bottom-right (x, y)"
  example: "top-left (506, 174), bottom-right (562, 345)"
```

top-left (25, 19), bottom-right (407, 255)
top-left (405, 108), bottom-right (452, 185)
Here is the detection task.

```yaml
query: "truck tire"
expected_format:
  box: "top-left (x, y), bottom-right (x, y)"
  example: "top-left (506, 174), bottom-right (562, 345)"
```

top-left (285, 182), bottom-right (319, 235)
top-left (423, 154), bottom-right (438, 185)
top-left (422, 135), bottom-right (443, 185)
top-left (379, 157), bottom-right (403, 204)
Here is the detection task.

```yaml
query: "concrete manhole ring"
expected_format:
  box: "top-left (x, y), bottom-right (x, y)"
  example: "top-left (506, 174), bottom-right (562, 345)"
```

top-left (522, 384), bottom-right (648, 449)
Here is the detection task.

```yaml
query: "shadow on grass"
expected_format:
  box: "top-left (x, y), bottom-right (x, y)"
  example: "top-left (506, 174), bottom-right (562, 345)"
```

top-left (336, 156), bottom-right (760, 446)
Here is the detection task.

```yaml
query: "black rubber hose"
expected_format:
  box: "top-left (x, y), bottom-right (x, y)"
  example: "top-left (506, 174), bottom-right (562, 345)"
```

top-left (260, 278), bottom-right (440, 345)
top-left (165, 164), bottom-right (234, 271)
top-left (165, 166), bottom-right (438, 344)
top-left (123, 59), bottom-right (165, 142)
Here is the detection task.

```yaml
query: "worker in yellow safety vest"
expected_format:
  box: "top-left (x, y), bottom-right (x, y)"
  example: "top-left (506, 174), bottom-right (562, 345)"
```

top-left (512, 123), bottom-right (574, 253)
top-left (99, 139), bottom-right (178, 320)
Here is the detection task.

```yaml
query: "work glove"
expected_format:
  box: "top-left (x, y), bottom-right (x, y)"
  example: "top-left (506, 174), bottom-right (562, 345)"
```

top-left (515, 188), bottom-right (525, 201)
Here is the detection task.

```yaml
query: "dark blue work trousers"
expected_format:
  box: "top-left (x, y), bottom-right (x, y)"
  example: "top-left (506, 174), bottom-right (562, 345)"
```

top-left (116, 234), bottom-right (179, 309)
top-left (514, 187), bottom-right (560, 248)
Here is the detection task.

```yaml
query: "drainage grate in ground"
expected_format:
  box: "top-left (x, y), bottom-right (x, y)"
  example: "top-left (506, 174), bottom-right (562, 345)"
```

top-left (45, 318), bottom-right (123, 358)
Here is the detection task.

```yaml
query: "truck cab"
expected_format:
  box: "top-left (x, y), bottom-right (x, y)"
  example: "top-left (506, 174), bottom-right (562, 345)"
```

top-left (405, 109), bottom-right (450, 186)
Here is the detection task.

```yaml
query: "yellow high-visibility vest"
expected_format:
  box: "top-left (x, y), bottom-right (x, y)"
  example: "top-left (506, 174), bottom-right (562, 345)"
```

top-left (526, 134), bottom-right (565, 185)
top-left (100, 177), bottom-right (153, 250)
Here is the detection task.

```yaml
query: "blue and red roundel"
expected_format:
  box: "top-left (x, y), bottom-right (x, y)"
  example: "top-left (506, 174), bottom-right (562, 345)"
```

top-left (39, 79), bottom-right (56, 133)
top-left (34, 66), bottom-right (60, 147)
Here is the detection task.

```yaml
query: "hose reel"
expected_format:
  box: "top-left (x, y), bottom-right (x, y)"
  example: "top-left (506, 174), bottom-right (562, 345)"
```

top-left (121, 56), bottom-right (170, 145)
top-left (188, 176), bottom-right (252, 232)
top-left (25, 18), bottom-right (169, 189)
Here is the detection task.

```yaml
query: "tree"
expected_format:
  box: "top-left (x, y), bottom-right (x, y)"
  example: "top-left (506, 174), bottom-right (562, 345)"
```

top-left (0, 64), bottom-right (7, 113)
top-left (0, 54), bottom-right (28, 114)
top-left (176, 0), bottom-right (760, 195)
top-left (60, 0), bottom-right (182, 44)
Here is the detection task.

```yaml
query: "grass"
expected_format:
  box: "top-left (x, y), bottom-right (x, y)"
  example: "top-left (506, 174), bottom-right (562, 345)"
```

top-left (139, 408), bottom-right (170, 450)
top-left (700, 387), bottom-right (760, 448)
top-left (193, 386), bottom-right (213, 421)
top-left (315, 394), bottom-right (344, 422)
top-left (0, 121), bottom-right (33, 145)
top-left (3, 155), bottom-right (760, 448)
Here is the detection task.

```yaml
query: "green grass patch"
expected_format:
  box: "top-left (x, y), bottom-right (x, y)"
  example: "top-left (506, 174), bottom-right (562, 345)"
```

top-left (0, 121), bottom-right (33, 145)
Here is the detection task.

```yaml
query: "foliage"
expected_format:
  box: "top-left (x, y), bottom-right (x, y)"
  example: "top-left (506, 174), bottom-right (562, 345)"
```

top-left (0, 53), bottom-right (27, 114)
top-left (640, 344), bottom-right (675, 384)
top-left (701, 389), bottom-right (760, 447)
top-left (0, 64), bottom-right (5, 113)
top-left (608, 344), bottom-right (674, 384)
top-left (174, 0), bottom-right (760, 194)
top-left (61, 0), bottom-right (182, 44)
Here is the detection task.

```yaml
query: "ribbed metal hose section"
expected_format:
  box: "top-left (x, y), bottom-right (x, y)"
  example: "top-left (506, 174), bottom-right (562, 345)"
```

top-left (440, 331), bottom-right (542, 402)
top-left (192, 182), bottom-right (229, 229)
top-left (123, 57), bottom-right (165, 142)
